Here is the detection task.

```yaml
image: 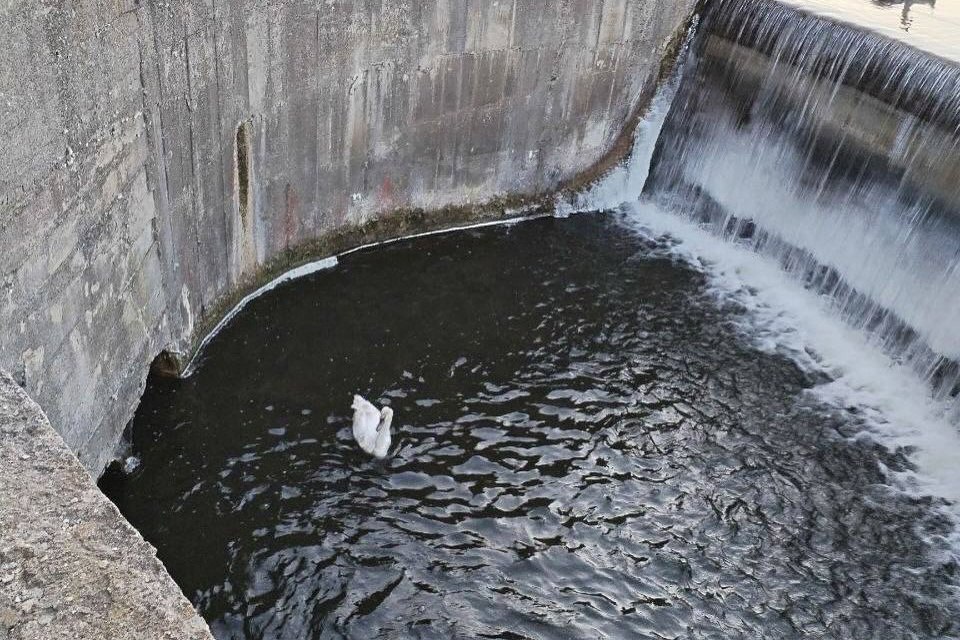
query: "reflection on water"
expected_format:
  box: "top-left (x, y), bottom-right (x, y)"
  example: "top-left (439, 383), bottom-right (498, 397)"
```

top-left (783, 0), bottom-right (960, 60)
top-left (101, 215), bottom-right (959, 639)
top-left (872, 0), bottom-right (936, 31)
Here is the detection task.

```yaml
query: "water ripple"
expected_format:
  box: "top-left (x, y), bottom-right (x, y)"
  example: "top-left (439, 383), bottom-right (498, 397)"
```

top-left (102, 214), bottom-right (958, 639)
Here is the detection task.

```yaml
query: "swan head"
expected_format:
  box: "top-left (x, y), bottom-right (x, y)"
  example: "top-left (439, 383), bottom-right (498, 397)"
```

top-left (378, 406), bottom-right (394, 432)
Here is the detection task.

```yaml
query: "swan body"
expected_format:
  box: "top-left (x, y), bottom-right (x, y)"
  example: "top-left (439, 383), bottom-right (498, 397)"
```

top-left (351, 395), bottom-right (393, 459)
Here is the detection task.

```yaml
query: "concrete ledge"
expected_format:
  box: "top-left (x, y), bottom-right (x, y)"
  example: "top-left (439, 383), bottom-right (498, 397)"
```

top-left (0, 372), bottom-right (213, 640)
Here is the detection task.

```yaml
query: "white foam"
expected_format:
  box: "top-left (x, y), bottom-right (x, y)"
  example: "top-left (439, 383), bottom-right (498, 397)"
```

top-left (667, 120), bottom-right (960, 360)
top-left (621, 200), bottom-right (960, 513)
top-left (183, 256), bottom-right (339, 376)
top-left (184, 211), bottom-right (548, 376)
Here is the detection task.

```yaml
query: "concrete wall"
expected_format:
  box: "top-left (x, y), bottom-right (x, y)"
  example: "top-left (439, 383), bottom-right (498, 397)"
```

top-left (0, 0), bottom-right (695, 476)
top-left (0, 371), bottom-right (214, 640)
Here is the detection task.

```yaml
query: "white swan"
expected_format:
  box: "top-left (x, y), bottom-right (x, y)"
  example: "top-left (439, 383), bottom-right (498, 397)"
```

top-left (351, 395), bottom-right (393, 459)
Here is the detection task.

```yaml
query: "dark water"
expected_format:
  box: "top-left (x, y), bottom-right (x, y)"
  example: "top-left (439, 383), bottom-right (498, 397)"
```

top-left (101, 214), bottom-right (958, 639)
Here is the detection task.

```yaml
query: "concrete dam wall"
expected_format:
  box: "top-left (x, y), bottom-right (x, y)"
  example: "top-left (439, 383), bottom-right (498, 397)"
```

top-left (0, 0), bottom-right (695, 476)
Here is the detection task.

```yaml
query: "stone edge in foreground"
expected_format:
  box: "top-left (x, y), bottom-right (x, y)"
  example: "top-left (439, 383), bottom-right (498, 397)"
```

top-left (0, 371), bottom-right (212, 640)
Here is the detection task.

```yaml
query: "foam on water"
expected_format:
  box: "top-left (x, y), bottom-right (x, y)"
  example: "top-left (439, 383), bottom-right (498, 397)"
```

top-left (622, 201), bottom-right (960, 508)
top-left (184, 212), bottom-right (548, 376)
top-left (664, 122), bottom-right (960, 361)
top-left (184, 257), bottom-right (340, 376)
top-left (642, 0), bottom-right (960, 403)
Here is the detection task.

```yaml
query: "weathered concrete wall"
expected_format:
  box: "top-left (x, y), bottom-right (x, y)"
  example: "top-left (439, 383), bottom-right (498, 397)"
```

top-left (0, 371), bottom-right (213, 639)
top-left (0, 0), bottom-right (695, 478)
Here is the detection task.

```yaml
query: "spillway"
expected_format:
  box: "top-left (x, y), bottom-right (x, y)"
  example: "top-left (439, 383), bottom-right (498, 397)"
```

top-left (642, 0), bottom-right (960, 410)
top-left (569, 0), bottom-right (960, 549)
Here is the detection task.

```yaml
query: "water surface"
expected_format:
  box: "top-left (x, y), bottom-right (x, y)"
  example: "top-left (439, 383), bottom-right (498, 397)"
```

top-left (783, 0), bottom-right (960, 61)
top-left (102, 214), bottom-right (958, 639)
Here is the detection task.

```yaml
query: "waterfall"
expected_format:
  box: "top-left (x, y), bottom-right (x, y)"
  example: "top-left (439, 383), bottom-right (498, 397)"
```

top-left (643, 0), bottom-right (960, 403)
top-left (572, 0), bottom-right (960, 504)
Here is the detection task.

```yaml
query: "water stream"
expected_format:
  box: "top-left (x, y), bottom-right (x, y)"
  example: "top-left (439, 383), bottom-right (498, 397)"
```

top-left (101, 214), bottom-right (958, 638)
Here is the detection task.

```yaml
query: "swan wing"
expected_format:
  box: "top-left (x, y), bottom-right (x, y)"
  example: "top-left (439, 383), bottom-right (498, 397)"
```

top-left (372, 427), bottom-right (392, 459)
top-left (351, 395), bottom-right (380, 454)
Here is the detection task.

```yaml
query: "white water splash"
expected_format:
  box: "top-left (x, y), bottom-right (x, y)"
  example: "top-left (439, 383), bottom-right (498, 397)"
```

top-left (623, 201), bottom-right (960, 507)
top-left (645, 0), bottom-right (960, 403)
top-left (563, 26), bottom-right (960, 553)
top-left (556, 82), bottom-right (677, 217)
top-left (669, 122), bottom-right (960, 361)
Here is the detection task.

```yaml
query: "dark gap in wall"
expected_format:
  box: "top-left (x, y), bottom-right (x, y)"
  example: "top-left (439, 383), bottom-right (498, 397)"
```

top-left (149, 350), bottom-right (184, 378)
top-left (236, 121), bottom-right (251, 227)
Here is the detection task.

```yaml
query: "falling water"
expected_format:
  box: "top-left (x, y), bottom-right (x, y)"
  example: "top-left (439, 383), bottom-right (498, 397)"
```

top-left (641, 0), bottom-right (960, 404)
top-left (568, 0), bottom-right (960, 505)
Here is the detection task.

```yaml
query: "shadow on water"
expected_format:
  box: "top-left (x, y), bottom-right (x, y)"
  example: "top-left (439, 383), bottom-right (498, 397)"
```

top-left (101, 213), bottom-right (958, 639)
